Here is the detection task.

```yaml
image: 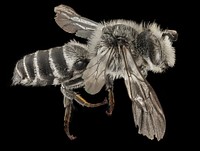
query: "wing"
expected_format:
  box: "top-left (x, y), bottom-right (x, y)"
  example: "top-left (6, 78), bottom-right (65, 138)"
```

top-left (54, 4), bottom-right (98, 39)
top-left (82, 48), bottom-right (114, 95)
top-left (121, 46), bottom-right (166, 140)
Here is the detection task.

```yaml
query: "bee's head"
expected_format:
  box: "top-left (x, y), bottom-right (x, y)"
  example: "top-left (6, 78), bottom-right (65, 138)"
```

top-left (135, 23), bottom-right (178, 73)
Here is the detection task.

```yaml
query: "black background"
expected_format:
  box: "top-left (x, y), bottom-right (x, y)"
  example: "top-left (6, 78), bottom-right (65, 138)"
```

top-left (2, 0), bottom-right (198, 149)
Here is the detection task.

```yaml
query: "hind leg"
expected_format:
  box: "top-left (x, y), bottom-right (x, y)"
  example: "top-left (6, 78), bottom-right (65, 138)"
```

top-left (63, 96), bottom-right (76, 140)
top-left (60, 83), bottom-right (107, 140)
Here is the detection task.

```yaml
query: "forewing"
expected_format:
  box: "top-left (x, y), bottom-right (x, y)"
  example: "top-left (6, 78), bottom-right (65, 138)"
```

top-left (54, 4), bottom-right (98, 39)
top-left (122, 47), bottom-right (166, 140)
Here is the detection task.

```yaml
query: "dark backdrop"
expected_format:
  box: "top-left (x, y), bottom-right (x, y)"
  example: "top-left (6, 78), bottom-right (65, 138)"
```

top-left (2, 0), bottom-right (198, 149)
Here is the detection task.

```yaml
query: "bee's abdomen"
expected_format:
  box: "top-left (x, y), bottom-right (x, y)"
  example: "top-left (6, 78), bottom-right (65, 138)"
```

top-left (12, 47), bottom-right (72, 86)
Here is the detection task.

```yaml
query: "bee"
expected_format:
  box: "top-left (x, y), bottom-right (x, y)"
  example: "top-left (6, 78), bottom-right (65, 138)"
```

top-left (12, 4), bottom-right (178, 141)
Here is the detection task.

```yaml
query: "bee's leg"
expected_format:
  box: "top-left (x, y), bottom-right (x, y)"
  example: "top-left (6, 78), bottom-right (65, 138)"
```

top-left (73, 93), bottom-right (107, 107)
top-left (105, 76), bottom-right (115, 116)
top-left (62, 80), bottom-right (107, 108)
top-left (63, 96), bottom-right (76, 140)
top-left (60, 84), bottom-right (107, 140)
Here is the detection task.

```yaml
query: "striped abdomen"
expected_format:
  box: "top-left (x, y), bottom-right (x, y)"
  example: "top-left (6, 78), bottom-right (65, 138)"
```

top-left (12, 42), bottom-right (89, 86)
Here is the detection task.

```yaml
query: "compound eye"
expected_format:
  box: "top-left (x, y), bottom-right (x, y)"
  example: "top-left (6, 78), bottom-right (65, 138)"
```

top-left (74, 59), bottom-right (88, 70)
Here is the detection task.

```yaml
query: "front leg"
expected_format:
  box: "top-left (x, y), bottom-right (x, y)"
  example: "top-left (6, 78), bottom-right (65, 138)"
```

top-left (105, 76), bottom-right (115, 116)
